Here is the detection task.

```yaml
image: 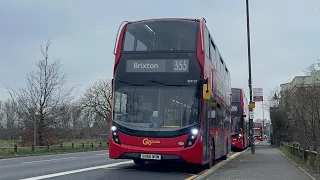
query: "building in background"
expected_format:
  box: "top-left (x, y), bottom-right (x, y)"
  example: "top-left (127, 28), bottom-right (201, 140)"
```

top-left (280, 70), bottom-right (320, 106)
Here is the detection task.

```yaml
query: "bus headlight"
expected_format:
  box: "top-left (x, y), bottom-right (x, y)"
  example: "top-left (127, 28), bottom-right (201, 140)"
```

top-left (111, 126), bottom-right (117, 131)
top-left (191, 128), bottom-right (199, 135)
top-left (111, 125), bottom-right (121, 144)
top-left (185, 128), bottom-right (199, 148)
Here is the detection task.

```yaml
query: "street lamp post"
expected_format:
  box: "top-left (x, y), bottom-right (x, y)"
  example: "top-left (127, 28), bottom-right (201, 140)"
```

top-left (245, 0), bottom-right (255, 153)
top-left (34, 107), bottom-right (39, 146)
top-left (271, 92), bottom-right (279, 145)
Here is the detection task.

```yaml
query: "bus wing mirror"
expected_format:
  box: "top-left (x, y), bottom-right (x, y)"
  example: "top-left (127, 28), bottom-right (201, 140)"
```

top-left (243, 115), bottom-right (246, 117)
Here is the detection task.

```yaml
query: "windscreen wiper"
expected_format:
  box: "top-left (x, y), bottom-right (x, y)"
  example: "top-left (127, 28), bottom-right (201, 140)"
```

top-left (115, 79), bottom-right (144, 86)
top-left (151, 79), bottom-right (187, 87)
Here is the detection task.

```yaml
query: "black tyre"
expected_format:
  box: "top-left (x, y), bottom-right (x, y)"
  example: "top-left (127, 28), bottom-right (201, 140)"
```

top-left (221, 141), bottom-right (228, 160)
top-left (133, 159), bottom-right (145, 165)
top-left (205, 139), bottom-right (215, 169)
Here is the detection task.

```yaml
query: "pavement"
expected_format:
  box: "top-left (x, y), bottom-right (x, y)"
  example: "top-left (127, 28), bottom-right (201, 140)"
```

top-left (202, 140), bottom-right (314, 180)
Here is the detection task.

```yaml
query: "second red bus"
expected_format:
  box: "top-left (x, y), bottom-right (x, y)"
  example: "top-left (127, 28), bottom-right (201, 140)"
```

top-left (231, 88), bottom-right (250, 151)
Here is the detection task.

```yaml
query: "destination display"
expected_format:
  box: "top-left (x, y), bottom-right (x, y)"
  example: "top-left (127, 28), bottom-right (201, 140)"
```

top-left (231, 102), bottom-right (241, 116)
top-left (126, 59), bottom-right (189, 73)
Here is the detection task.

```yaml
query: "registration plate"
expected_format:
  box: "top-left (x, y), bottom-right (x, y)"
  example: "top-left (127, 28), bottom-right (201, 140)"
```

top-left (140, 154), bottom-right (161, 160)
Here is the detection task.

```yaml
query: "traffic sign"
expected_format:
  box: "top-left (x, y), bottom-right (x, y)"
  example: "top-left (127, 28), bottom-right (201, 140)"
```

top-left (249, 101), bottom-right (255, 108)
top-left (253, 88), bottom-right (263, 102)
top-left (249, 110), bottom-right (254, 119)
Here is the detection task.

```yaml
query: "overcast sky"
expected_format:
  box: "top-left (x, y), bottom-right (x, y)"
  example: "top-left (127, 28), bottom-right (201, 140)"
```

top-left (1, 0), bottom-right (319, 120)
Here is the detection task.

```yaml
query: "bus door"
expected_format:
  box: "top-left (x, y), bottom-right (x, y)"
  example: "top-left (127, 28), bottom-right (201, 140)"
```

top-left (202, 98), bottom-right (210, 163)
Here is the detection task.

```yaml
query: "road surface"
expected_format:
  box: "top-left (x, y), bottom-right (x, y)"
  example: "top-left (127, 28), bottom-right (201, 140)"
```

top-left (0, 150), bottom-right (209, 180)
top-left (1, 142), bottom-right (263, 180)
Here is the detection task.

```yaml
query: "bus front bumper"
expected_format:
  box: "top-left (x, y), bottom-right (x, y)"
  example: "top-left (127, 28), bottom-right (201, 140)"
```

top-left (231, 140), bottom-right (243, 149)
top-left (109, 141), bottom-right (203, 164)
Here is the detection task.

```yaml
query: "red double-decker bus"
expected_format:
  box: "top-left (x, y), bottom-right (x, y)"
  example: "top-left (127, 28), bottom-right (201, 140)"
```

top-left (254, 121), bottom-right (263, 141)
top-left (109, 18), bottom-right (231, 169)
top-left (231, 88), bottom-right (250, 151)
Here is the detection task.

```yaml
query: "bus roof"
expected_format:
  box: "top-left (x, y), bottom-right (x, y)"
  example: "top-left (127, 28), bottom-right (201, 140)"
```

top-left (129, 18), bottom-right (200, 24)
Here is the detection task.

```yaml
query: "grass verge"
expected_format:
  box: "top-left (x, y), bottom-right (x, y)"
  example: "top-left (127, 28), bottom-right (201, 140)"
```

top-left (0, 139), bottom-right (109, 159)
top-left (0, 146), bottom-right (108, 159)
top-left (279, 146), bottom-right (320, 179)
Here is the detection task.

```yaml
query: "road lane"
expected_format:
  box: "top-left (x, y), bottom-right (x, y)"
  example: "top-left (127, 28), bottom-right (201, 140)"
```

top-left (25, 161), bottom-right (202, 180)
top-left (0, 150), bottom-right (129, 180)
top-left (18, 151), bottom-right (237, 180)
top-left (1, 148), bottom-right (242, 180)
top-left (20, 161), bottom-right (134, 180)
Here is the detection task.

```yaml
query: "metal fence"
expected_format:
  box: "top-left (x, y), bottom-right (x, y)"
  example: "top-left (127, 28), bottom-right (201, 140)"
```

top-left (0, 143), bottom-right (108, 156)
top-left (281, 142), bottom-right (320, 172)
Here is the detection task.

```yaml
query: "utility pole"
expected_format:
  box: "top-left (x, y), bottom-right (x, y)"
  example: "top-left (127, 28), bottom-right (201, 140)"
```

top-left (245, 0), bottom-right (255, 153)
top-left (262, 103), bottom-right (265, 135)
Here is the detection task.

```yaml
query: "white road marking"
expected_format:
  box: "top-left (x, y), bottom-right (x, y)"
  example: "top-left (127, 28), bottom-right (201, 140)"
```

top-left (19, 160), bottom-right (133, 180)
top-left (96, 154), bottom-right (108, 156)
top-left (21, 157), bottom-right (77, 164)
top-left (0, 150), bottom-right (109, 161)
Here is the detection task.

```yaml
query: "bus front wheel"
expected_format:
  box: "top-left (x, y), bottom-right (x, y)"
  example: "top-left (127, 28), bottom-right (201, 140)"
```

top-left (205, 140), bottom-right (215, 169)
top-left (134, 159), bottom-right (146, 165)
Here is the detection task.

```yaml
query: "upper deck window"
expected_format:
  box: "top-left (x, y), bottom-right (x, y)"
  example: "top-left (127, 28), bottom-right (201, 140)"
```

top-left (232, 89), bottom-right (241, 102)
top-left (123, 20), bottom-right (198, 51)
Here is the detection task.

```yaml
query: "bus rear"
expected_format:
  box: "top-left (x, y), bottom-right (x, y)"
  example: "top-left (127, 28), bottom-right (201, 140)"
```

top-left (109, 18), bottom-right (204, 166)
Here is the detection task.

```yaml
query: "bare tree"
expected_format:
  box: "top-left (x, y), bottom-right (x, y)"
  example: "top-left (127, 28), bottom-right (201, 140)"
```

top-left (82, 79), bottom-right (112, 121)
top-left (304, 63), bottom-right (317, 75)
top-left (270, 67), bottom-right (320, 148)
top-left (3, 99), bottom-right (18, 129)
top-left (1, 99), bottom-right (21, 140)
top-left (7, 40), bottom-right (77, 145)
top-left (0, 100), bottom-right (4, 128)
top-left (57, 103), bottom-right (84, 139)
top-left (81, 79), bottom-right (112, 139)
